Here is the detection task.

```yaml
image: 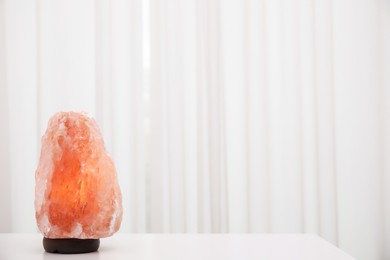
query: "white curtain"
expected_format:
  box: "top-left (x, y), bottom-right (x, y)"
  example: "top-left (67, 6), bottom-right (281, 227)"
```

top-left (0, 0), bottom-right (389, 260)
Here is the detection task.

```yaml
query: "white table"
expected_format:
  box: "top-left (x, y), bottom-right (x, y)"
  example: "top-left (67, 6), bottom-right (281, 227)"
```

top-left (0, 234), bottom-right (355, 260)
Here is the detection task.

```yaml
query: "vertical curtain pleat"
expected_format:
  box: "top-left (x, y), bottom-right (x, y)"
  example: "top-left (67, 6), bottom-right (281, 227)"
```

top-left (313, 0), bottom-right (338, 245)
top-left (265, 0), bottom-right (290, 232)
top-left (381, 2), bottom-right (390, 259)
top-left (95, 0), bottom-right (112, 149)
top-left (299, 0), bottom-right (319, 234)
top-left (197, 0), bottom-right (229, 233)
top-left (0, 0), bottom-right (12, 232)
top-left (110, 0), bottom-right (132, 233)
top-left (195, 0), bottom-right (212, 232)
top-left (333, 1), bottom-right (383, 259)
top-left (246, 0), bottom-right (270, 233)
top-left (149, 0), bottom-right (170, 232)
top-left (280, 0), bottom-right (304, 233)
top-left (220, 0), bottom-right (249, 233)
top-left (110, 0), bottom-right (145, 233)
top-left (165, 0), bottom-right (185, 233)
top-left (181, 0), bottom-right (198, 233)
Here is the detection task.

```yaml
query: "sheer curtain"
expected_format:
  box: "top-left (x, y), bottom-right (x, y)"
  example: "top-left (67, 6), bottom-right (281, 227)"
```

top-left (0, 0), bottom-right (389, 259)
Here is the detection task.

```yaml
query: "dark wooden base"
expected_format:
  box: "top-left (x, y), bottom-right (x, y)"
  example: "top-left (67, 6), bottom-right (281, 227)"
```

top-left (43, 237), bottom-right (100, 254)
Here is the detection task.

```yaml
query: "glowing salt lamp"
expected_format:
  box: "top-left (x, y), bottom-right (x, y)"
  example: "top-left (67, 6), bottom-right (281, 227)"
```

top-left (35, 112), bottom-right (123, 253)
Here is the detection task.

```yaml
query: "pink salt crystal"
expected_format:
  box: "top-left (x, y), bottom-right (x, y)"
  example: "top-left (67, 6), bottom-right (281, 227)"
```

top-left (35, 112), bottom-right (122, 239)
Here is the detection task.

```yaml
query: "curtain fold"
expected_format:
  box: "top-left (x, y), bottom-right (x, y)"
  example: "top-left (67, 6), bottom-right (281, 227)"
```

top-left (314, 0), bottom-right (338, 245)
top-left (382, 2), bottom-right (390, 259)
top-left (0, 0), bottom-right (11, 233)
top-left (0, 0), bottom-right (389, 259)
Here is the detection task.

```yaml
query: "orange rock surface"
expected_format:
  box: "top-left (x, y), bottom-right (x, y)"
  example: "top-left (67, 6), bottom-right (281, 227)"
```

top-left (35, 112), bottom-right (122, 239)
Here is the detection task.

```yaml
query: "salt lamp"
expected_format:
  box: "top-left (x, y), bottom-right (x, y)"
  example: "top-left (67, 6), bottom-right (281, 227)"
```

top-left (35, 112), bottom-right (123, 253)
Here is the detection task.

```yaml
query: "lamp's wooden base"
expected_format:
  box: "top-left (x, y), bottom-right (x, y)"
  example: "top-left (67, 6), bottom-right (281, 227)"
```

top-left (43, 237), bottom-right (100, 254)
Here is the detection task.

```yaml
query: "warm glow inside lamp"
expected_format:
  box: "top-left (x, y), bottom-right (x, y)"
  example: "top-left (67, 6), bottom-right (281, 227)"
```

top-left (34, 112), bottom-right (123, 254)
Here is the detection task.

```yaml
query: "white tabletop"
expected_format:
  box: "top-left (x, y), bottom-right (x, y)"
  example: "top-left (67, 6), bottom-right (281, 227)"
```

top-left (0, 234), bottom-right (355, 260)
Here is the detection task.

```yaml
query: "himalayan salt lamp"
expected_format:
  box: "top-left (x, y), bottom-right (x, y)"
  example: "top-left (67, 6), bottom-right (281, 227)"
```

top-left (35, 112), bottom-right (122, 254)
